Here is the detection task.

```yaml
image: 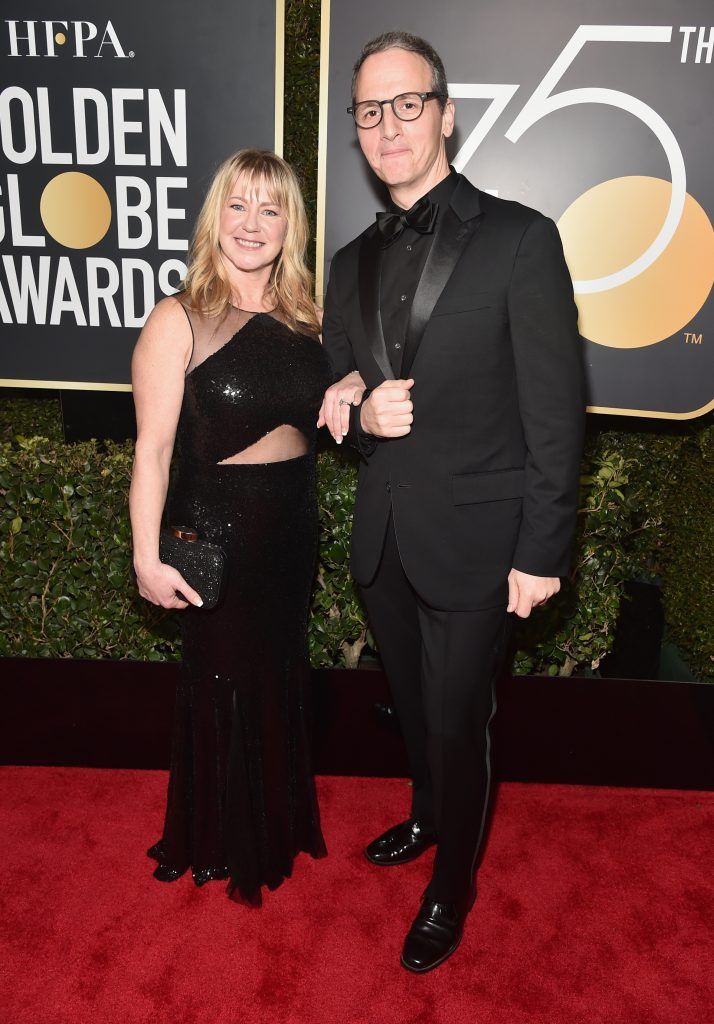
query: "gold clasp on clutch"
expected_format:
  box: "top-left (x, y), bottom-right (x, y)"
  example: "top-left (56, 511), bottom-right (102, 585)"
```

top-left (170, 525), bottom-right (199, 542)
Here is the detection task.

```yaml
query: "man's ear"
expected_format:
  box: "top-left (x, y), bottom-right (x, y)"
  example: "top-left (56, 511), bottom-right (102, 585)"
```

top-left (442, 97), bottom-right (455, 139)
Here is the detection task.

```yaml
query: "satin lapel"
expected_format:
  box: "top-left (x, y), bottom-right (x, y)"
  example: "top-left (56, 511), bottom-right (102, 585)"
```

top-left (358, 226), bottom-right (394, 381)
top-left (401, 205), bottom-right (479, 378)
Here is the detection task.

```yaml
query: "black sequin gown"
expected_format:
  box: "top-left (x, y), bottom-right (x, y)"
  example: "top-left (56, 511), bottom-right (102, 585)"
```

top-left (148, 303), bottom-right (331, 904)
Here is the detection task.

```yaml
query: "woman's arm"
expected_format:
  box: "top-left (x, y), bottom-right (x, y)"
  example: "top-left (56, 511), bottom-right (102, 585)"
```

top-left (129, 296), bottom-right (202, 609)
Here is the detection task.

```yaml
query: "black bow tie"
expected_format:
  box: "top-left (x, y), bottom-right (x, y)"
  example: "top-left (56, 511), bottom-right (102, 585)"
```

top-left (376, 196), bottom-right (438, 248)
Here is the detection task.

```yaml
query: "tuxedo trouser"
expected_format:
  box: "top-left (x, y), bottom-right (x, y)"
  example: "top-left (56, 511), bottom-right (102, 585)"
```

top-left (360, 515), bottom-right (511, 905)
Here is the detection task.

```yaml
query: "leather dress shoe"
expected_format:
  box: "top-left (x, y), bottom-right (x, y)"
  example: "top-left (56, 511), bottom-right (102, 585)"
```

top-left (401, 895), bottom-right (470, 973)
top-left (364, 818), bottom-right (437, 866)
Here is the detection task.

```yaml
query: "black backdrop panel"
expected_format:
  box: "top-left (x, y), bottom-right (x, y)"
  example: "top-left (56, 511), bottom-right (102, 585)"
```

top-left (321, 0), bottom-right (714, 418)
top-left (0, 2), bottom-right (280, 388)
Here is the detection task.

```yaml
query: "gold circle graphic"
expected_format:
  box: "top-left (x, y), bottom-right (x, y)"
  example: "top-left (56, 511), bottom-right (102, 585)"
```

top-left (40, 172), bottom-right (112, 249)
top-left (557, 176), bottom-right (714, 348)
top-left (55, 32), bottom-right (66, 45)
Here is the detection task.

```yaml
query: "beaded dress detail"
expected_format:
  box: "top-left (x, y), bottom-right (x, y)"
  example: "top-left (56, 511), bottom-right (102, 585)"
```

top-left (148, 301), bottom-right (330, 904)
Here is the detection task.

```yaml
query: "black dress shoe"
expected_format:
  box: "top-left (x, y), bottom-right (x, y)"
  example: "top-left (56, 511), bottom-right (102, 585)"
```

top-left (364, 818), bottom-right (437, 866)
top-left (400, 897), bottom-right (467, 973)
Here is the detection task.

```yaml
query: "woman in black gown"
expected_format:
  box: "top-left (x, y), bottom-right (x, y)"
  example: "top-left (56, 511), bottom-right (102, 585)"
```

top-left (129, 150), bottom-right (333, 904)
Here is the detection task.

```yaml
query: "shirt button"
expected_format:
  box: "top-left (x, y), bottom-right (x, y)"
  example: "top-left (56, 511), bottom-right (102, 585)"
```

top-left (394, 343), bottom-right (401, 350)
top-left (400, 294), bottom-right (407, 302)
top-left (406, 244), bottom-right (413, 251)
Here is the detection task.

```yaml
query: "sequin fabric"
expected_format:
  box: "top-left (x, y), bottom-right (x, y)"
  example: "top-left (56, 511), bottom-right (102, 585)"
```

top-left (148, 303), bottom-right (331, 905)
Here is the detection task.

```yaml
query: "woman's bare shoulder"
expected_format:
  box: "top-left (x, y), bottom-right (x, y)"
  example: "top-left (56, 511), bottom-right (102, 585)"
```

top-left (133, 295), bottom-right (193, 377)
top-left (143, 293), bottom-right (191, 333)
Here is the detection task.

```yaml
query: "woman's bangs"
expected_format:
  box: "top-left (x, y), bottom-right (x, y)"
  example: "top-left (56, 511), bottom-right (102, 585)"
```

top-left (231, 158), bottom-right (290, 213)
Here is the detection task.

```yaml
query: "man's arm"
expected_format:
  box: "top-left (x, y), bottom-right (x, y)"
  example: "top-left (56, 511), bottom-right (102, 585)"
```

top-left (322, 259), bottom-right (356, 381)
top-left (508, 214), bottom-right (586, 579)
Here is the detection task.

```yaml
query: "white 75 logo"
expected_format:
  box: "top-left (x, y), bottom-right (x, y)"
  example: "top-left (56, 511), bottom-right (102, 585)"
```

top-left (450, 25), bottom-right (685, 295)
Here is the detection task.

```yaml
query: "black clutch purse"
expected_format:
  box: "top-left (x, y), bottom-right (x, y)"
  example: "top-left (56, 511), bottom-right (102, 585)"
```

top-left (159, 525), bottom-right (227, 610)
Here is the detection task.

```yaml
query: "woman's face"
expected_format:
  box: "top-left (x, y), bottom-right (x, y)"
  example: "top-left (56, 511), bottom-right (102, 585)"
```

top-left (218, 175), bottom-right (287, 277)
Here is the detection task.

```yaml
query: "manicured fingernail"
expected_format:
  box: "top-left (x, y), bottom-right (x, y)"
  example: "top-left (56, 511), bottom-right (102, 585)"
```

top-left (342, 429), bottom-right (348, 436)
top-left (197, 599), bottom-right (203, 607)
top-left (336, 437), bottom-right (342, 445)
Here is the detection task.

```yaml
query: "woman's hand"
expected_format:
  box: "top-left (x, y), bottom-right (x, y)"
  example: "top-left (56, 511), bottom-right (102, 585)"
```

top-left (317, 371), bottom-right (366, 444)
top-left (135, 560), bottom-right (203, 609)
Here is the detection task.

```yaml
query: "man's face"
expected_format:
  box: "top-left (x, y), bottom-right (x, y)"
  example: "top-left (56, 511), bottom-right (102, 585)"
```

top-left (353, 48), bottom-right (454, 194)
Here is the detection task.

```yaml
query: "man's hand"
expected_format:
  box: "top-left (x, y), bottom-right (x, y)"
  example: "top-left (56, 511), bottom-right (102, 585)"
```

top-left (359, 379), bottom-right (414, 438)
top-left (317, 371), bottom-right (365, 444)
top-left (507, 569), bottom-right (560, 618)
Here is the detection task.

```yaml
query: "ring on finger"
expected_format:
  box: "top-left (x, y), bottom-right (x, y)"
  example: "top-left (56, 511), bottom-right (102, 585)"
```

top-left (338, 398), bottom-right (352, 407)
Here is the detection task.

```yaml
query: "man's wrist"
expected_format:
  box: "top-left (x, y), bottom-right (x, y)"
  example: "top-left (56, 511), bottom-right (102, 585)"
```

top-left (348, 391), bottom-right (378, 457)
top-left (357, 391), bottom-right (376, 438)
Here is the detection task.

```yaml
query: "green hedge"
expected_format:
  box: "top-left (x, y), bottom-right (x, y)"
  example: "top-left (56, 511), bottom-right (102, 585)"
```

top-left (0, 434), bottom-right (175, 660)
top-left (0, 394), bottom-right (63, 444)
top-left (2, 400), bottom-right (710, 679)
top-left (620, 425), bottom-right (713, 682)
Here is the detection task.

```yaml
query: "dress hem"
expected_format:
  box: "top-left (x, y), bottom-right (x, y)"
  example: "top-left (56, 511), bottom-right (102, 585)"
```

top-left (147, 838), bottom-right (328, 907)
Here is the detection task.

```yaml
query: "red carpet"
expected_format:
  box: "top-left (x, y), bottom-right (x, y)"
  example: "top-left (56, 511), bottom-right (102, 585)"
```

top-left (0, 768), bottom-right (711, 1024)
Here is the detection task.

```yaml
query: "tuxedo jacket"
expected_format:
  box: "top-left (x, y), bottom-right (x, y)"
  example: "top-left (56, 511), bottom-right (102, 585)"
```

top-left (322, 174), bottom-right (585, 611)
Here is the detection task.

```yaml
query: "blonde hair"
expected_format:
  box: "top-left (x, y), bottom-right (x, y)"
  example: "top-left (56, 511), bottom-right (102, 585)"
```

top-left (182, 149), bottom-right (319, 334)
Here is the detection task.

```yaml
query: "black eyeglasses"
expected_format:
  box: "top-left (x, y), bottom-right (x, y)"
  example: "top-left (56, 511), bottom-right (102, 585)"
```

top-left (347, 91), bottom-right (445, 129)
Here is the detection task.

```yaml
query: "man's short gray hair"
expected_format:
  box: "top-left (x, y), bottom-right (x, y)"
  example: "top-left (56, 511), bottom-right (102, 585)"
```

top-left (351, 31), bottom-right (449, 108)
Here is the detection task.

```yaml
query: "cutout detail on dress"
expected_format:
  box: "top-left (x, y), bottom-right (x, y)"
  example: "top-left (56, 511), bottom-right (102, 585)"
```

top-left (217, 424), bottom-right (309, 465)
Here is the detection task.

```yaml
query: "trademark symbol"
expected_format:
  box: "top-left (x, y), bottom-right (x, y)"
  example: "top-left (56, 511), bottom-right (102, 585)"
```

top-left (684, 332), bottom-right (703, 345)
top-left (129, 51), bottom-right (135, 58)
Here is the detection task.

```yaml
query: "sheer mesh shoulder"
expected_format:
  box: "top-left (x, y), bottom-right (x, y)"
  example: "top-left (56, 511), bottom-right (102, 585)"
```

top-left (183, 305), bottom-right (262, 375)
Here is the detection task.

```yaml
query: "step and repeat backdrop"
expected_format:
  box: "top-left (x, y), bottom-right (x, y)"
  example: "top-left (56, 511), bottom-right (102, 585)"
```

top-left (318, 0), bottom-right (714, 418)
top-left (0, 2), bottom-right (283, 391)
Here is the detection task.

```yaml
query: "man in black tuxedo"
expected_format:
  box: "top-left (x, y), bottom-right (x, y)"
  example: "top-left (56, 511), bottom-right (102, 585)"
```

top-left (319, 31), bottom-right (585, 973)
